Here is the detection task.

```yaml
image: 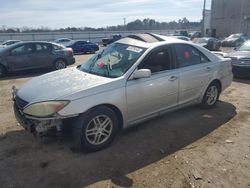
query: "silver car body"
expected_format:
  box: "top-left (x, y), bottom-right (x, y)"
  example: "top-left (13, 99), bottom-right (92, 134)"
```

top-left (15, 36), bottom-right (233, 129)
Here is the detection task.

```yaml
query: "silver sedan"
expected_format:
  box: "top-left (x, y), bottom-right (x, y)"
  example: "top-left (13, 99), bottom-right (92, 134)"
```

top-left (12, 33), bottom-right (233, 151)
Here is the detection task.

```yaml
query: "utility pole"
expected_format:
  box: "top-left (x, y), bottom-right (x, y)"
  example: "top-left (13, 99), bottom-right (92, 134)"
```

top-left (202, 0), bottom-right (207, 36)
top-left (123, 17), bottom-right (126, 30)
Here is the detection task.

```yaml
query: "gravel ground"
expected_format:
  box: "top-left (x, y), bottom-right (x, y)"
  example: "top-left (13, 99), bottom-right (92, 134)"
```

top-left (0, 50), bottom-right (250, 188)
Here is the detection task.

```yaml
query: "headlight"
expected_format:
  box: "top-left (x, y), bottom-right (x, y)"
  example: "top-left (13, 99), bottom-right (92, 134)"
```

top-left (23, 100), bottom-right (69, 117)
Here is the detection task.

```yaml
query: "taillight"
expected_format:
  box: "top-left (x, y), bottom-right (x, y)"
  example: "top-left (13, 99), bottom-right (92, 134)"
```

top-left (96, 43), bottom-right (100, 49)
top-left (66, 48), bottom-right (73, 56)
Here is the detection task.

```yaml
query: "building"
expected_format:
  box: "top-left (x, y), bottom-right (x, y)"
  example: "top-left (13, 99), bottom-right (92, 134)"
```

top-left (204, 9), bottom-right (211, 36)
top-left (210, 0), bottom-right (250, 37)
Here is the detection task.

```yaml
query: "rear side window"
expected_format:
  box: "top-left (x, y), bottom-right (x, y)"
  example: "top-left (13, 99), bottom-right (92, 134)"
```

top-left (35, 44), bottom-right (50, 53)
top-left (52, 44), bottom-right (64, 50)
top-left (174, 44), bottom-right (210, 68)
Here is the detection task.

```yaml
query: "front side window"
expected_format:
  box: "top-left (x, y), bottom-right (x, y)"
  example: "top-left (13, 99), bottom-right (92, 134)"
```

top-left (11, 44), bottom-right (34, 55)
top-left (80, 43), bottom-right (146, 78)
top-left (138, 46), bottom-right (172, 73)
top-left (175, 44), bottom-right (209, 68)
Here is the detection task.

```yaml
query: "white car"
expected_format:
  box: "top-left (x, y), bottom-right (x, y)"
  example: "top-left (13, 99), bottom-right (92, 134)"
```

top-left (12, 33), bottom-right (233, 151)
top-left (54, 38), bottom-right (73, 47)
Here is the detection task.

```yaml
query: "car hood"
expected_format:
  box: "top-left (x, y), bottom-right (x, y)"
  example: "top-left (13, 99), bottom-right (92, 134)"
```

top-left (17, 67), bottom-right (114, 103)
top-left (228, 50), bottom-right (250, 59)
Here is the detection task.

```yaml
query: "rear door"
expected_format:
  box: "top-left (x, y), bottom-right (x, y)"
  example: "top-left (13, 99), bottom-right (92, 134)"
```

top-left (79, 41), bottom-right (89, 53)
top-left (32, 43), bottom-right (54, 68)
top-left (73, 41), bottom-right (88, 53)
top-left (173, 44), bottom-right (214, 105)
top-left (7, 43), bottom-right (35, 71)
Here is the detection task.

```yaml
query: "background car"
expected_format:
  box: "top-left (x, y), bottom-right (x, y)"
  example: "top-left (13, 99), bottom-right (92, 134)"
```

top-left (173, 30), bottom-right (189, 37)
top-left (227, 40), bottom-right (250, 77)
top-left (193, 37), bottom-right (221, 51)
top-left (174, 36), bottom-right (191, 41)
top-left (0, 41), bottom-right (75, 77)
top-left (0, 40), bottom-right (21, 47)
top-left (189, 31), bottom-right (202, 40)
top-left (54, 38), bottom-right (73, 46)
top-left (66, 40), bottom-right (99, 54)
top-left (221, 33), bottom-right (247, 47)
top-left (102, 34), bottom-right (122, 46)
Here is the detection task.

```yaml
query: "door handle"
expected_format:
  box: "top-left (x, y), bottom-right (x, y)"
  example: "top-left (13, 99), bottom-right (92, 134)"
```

top-left (169, 75), bottom-right (178, 81)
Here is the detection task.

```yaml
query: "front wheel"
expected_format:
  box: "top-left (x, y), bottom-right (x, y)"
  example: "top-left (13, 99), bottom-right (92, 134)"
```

top-left (200, 82), bottom-right (220, 109)
top-left (72, 106), bottom-right (119, 151)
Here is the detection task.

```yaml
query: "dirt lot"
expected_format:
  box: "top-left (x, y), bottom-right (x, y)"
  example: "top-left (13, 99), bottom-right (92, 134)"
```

top-left (0, 52), bottom-right (250, 188)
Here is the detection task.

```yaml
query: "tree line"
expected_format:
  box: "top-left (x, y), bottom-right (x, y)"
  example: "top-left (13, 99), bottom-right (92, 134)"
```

top-left (0, 18), bottom-right (200, 33)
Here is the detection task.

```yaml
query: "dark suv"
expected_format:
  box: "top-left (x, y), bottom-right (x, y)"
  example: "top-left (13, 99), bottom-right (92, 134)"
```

top-left (102, 34), bottom-right (122, 46)
top-left (0, 41), bottom-right (75, 77)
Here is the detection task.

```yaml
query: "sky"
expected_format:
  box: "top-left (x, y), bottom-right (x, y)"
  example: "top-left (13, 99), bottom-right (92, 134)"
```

top-left (0, 0), bottom-right (212, 29)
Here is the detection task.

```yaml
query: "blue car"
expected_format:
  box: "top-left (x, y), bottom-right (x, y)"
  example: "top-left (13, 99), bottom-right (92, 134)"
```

top-left (66, 40), bottom-right (99, 54)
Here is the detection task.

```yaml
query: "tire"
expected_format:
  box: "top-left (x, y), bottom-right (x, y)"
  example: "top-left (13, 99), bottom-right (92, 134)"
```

top-left (72, 106), bottom-right (119, 151)
top-left (53, 59), bottom-right (67, 70)
top-left (90, 48), bottom-right (95, 54)
top-left (0, 65), bottom-right (7, 78)
top-left (200, 82), bottom-right (220, 109)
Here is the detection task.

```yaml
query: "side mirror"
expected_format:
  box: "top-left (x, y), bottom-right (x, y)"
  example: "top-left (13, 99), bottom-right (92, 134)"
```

top-left (131, 69), bottom-right (151, 80)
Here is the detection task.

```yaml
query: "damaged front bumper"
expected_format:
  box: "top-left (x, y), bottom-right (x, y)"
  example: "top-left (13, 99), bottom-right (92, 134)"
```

top-left (13, 102), bottom-right (64, 136)
top-left (12, 86), bottom-right (77, 136)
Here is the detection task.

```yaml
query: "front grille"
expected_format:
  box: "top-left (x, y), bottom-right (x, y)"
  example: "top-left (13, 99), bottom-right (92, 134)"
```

top-left (15, 95), bottom-right (28, 110)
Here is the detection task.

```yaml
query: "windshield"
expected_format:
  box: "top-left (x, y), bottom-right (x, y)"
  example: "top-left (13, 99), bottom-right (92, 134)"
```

top-left (80, 43), bottom-right (146, 78)
top-left (238, 41), bottom-right (250, 51)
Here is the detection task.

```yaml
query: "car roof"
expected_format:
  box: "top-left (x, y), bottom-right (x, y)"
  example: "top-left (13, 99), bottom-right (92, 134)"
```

top-left (117, 33), bottom-right (187, 48)
top-left (116, 33), bottom-right (222, 63)
top-left (3, 41), bottom-right (61, 49)
top-left (4, 40), bottom-right (21, 42)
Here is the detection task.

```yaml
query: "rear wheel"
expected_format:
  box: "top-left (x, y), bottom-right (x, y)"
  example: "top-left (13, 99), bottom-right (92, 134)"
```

top-left (200, 82), bottom-right (220, 109)
top-left (53, 59), bottom-right (67, 70)
top-left (0, 65), bottom-right (7, 78)
top-left (72, 106), bottom-right (119, 151)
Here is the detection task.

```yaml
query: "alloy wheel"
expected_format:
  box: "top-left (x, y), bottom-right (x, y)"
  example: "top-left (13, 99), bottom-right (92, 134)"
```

top-left (85, 115), bottom-right (113, 145)
top-left (205, 85), bottom-right (218, 105)
top-left (55, 60), bottom-right (66, 70)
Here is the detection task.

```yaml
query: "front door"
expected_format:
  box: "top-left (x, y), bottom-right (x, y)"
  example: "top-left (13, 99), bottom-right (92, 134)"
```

top-left (126, 45), bottom-right (179, 124)
top-left (32, 43), bottom-right (53, 68)
top-left (7, 43), bottom-right (35, 71)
